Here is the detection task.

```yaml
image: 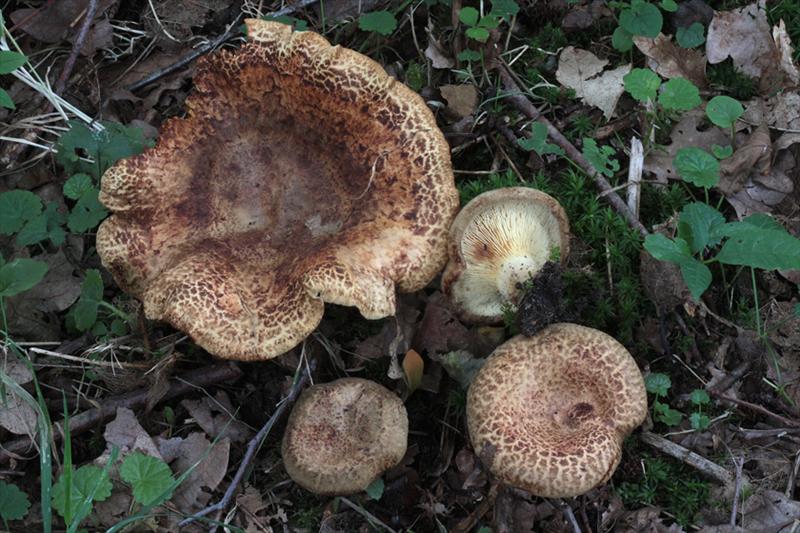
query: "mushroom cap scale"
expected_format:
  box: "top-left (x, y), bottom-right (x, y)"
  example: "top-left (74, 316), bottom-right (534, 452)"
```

top-left (281, 377), bottom-right (408, 495)
top-left (442, 187), bottom-right (569, 325)
top-left (466, 323), bottom-right (647, 498)
top-left (96, 20), bottom-right (458, 360)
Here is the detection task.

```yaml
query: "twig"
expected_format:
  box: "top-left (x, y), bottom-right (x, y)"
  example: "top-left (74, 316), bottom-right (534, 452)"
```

top-left (178, 359), bottom-right (316, 529)
top-left (54, 0), bottom-right (100, 95)
top-left (709, 390), bottom-right (800, 428)
top-left (640, 431), bottom-right (734, 487)
top-left (496, 63), bottom-right (649, 237)
top-left (627, 137), bottom-right (643, 219)
top-left (555, 499), bottom-right (582, 533)
top-left (127, 0), bottom-right (320, 92)
top-left (0, 363), bottom-right (242, 463)
top-left (452, 482), bottom-right (499, 533)
top-left (731, 456), bottom-right (744, 526)
top-left (339, 496), bottom-right (397, 533)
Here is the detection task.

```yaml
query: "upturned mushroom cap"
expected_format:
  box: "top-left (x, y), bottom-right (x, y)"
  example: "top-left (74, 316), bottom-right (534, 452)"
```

top-left (466, 323), bottom-right (647, 498)
top-left (282, 377), bottom-right (408, 495)
top-left (96, 20), bottom-right (458, 360)
top-left (441, 187), bottom-right (569, 324)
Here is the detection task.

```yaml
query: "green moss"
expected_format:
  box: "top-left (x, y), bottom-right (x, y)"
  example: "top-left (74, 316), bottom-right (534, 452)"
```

top-left (707, 60), bottom-right (758, 101)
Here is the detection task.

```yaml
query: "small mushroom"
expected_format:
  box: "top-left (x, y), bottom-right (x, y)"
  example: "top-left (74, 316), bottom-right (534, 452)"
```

top-left (282, 377), bottom-right (408, 495)
top-left (466, 323), bottom-right (647, 498)
top-left (442, 187), bottom-right (569, 324)
top-left (96, 20), bottom-right (458, 360)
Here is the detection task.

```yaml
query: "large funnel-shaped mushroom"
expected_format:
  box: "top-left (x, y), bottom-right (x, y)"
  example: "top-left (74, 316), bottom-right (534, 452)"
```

top-left (97, 20), bottom-right (458, 360)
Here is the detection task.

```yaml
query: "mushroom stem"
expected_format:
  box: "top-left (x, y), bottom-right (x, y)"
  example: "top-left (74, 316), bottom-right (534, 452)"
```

top-left (497, 255), bottom-right (539, 301)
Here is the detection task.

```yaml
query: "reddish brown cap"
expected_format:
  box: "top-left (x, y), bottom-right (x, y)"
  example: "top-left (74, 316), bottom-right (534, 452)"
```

top-left (96, 20), bottom-right (458, 360)
top-left (442, 187), bottom-right (569, 325)
top-left (282, 377), bottom-right (408, 495)
top-left (466, 323), bottom-right (647, 497)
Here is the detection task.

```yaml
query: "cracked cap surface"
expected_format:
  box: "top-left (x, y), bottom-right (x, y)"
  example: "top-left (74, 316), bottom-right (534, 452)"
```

top-left (466, 323), bottom-right (647, 498)
top-left (282, 377), bottom-right (408, 495)
top-left (96, 19), bottom-right (458, 360)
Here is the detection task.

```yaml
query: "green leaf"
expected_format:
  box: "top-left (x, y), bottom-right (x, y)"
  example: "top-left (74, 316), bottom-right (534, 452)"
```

top-left (518, 122), bottom-right (564, 156)
top-left (705, 95), bottom-right (744, 129)
top-left (120, 453), bottom-right (175, 506)
top-left (16, 202), bottom-right (67, 247)
top-left (645, 372), bottom-right (671, 396)
top-left (365, 477), bottom-right (384, 501)
top-left (660, 0), bottom-right (678, 11)
top-left (0, 190), bottom-right (42, 235)
top-left (657, 406), bottom-right (682, 426)
top-left (0, 51), bottom-right (27, 74)
top-left (643, 234), bottom-right (692, 263)
top-left (458, 7), bottom-right (480, 26)
top-left (466, 27), bottom-right (491, 42)
top-left (55, 120), bottom-right (152, 178)
top-left (63, 173), bottom-right (94, 200)
top-left (676, 22), bottom-right (705, 48)
top-left (582, 138), bottom-right (619, 177)
top-left (265, 15), bottom-right (308, 31)
top-left (0, 88), bottom-right (15, 110)
top-left (689, 389), bottom-right (710, 406)
top-left (612, 26), bottom-right (634, 52)
top-left (477, 15), bottom-right (501, 29)
top-left (658, 77), bottom-right (701, 111)
top-left (678, 202), bottom-right (725, 253)
top-left (490, 0), bottom-right (520, 19)
top-left (689, 412), bottom-right (710, 430)
top-left (0, 480), bottom-right (30, 521)
top-left (0, 259), bottom-right (48, 297)
top-left (624, 68), bottom-right (661, 102)
top-left (679, 257), bottom-right (712, 300)
top-left (72, 269), bottom-right (103, 332)
top-left (716, 226), bottom-right (800, 270)
top-left (619, 0), bottom-right (663, 38)
top-left (457, 49), bottom-right (482, 62)
top-left (358, 11), bottom-right (397, 36)
top-left (711, 144), bottom-right (733, 159)
top-left (673, 147), bottom-right (719, 188)
top-left (67, 188), bottom-right (107, 233)
top-left (51, 465), bottom-right (112, 525)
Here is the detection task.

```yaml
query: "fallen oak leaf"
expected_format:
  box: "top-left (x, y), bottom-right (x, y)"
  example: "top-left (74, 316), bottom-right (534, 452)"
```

top-left (717, 123), bottom-right (772, 195)
top-left (633, 33), bottom-right (707, 88)
top-left (556, 47), bottom-right (631, 119)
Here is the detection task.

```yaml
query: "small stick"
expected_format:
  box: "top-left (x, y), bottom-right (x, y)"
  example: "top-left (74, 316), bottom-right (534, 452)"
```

top-left (497, 64), bottom-right (649, 237)
top-left (627, 137), bottom-right (643, 219)
top-left (451, 482), bottom-right (499, 533)
top-left (554, 499), bottom-right (582, 533)
top-left (640, 431), bottom-right (734, 487)
top-left (0, 363), bottom-right (242, 463)
top-left (709, 390), bottom-right (800, 428)
top-left (731, 456), bottom-right (744, 526)
top-left (54, 0), bottom-right (100, 95)
top-left (127, 0), bottom-right (321, 92)
top-left (339, 496), bottom-right (397, 533)
top-left (178, 360), bottom-right (315, 529)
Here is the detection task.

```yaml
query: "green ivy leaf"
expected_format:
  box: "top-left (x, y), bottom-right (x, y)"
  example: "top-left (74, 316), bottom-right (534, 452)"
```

top-left (612, 26), bottom-right (634, 52)
top-left (518, 122), bottom-right (564, 156)
top-left (490, 0), bottom-right (520, 19)
top-left (0, 190), bottom-right (42, 235)
top-left (457, 49), bottom-right (482, 62)
top-left (0, 51), bottom-right (27, 74)
top-left (645, 372), bottom-right (671, 396)
top-left (676, 22), bottom-right (705, 48)
top-left (466, 27), bottom-right (491, 42)
top-left (673, 147), bottom-right (720, 188)
top-left (705, 95), bottom-right (744, 129)
top-left (51, 464), bottom-right (112, 525)
top-left (358, 11), bottom-right (397, 36)
top-left (660, 0), bottom-right (678, 11)
top-left (624, 68), bottom-right (661, 102)
top-left (678, 202), bottom-right (726, 254)
top-left (0, 480), bottom-right (30, 521)
top-left (120, 452), bottom-right (175, 506)
top-left (72, 269), bottom-right (103, 332)
top-left (689, 412), bottom-right (710, 430)
top-left (365, 477), bottom-right (385, 501)
top-left (0, 259), bottom-right (48, 297)
top-left (63, 173), bottom-right (94, 200)
top-left (619, 0), bottom-right (663, 38)
top-left (67, 188), bottom-right (107, 233)
top-left (458, 7), bottom-right (480, 26)
top-left (679, 257), bottom-right (712, 300)
top-left (643, 234), bottom-right (692, 263)
top-left (658, 77), bottom-right (701, 111)
top-left (0, 88), bottom-right (15, 110)
top-left (690, 389), bottom-right (710, 406)
top-left (582, 138), bottom-right (619, 177)
top-left (711, 144), bottom-right (733, 159)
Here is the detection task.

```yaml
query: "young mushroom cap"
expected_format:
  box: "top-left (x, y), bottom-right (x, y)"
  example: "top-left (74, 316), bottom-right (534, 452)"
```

top-left (281, 377), bottom-right (408, 495)
top-left (442, 187), bottom-right (569, 324)
top-left (96, 20), bottom-right (458, 360)
top-left (466, 323), bottom-right (647, 498)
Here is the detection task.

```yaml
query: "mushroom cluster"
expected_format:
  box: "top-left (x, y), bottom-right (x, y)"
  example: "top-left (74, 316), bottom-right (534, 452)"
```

top-left (97, 19), bottom-right (458, 361)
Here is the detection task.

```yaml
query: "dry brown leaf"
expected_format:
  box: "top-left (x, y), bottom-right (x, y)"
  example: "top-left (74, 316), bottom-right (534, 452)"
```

top-left (0, 357), bottom-right (36, 436)
top-left (440, 84), bottom-right (479, 120)
top-left (103, 407), bottom-right (164, 459)
top-left (562, 0), bottom-right (612, 31)
top-left (172, 432), bottom-right (231, 512)
top-left (774, 20), bottom-right (800, 86)
top-left (741, 491), bottom-right (800, 530)
top-left (143, 0), bottom-right (229, 47)
top-left (181, 390), bottom-right (252, 444)
top-left (425, 34), bottom-right (455, 69)
top-left (717, 123), bottom-right (772, 195)
top-left (10, 0), bottom-right (117, 55)
top-left (556, 47), bottom-right (631, 119)
top-left (633, 33), bottom-right (707, 88)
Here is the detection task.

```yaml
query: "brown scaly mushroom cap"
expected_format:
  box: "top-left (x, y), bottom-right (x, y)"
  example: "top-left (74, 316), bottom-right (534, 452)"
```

top-left (282, 377), bottom-right (408, 495)
top-left (96, 20), bottom-right (458, 360)
top-left (466, 323), bottom-right (647, 498)
top-left (441, 187), bottom-right (569, 325)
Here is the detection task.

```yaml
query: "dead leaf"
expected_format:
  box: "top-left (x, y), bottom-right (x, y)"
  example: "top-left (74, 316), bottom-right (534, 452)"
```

top-left (143, 0), bottom-right (230, 47)
top-left (181, 390), bottom-right (252, 444)
top-left (706, 0), bottom-right (786, 93)
top-left (0, 356), bottom-right (37, 436)
top-left (402, 349), bottom-right (424, 392)
top-left (644, 110), bottom-right (729, 183)
top-left (429, 350), bottom-right (485, 389)
top-left (103, 407), bottom-right (164, 459)
top-left (425, 34), bottom-right (455, 69)
top-left (10, 0), bottom-right (117, 55)
top-left (440, 84), bottom-right (479, 120)
top-left (562, 0), bottom-right (612, 31)
top-left (355, 295), bottom-right (420, 360)
top-left (773, 20), bottom-right (800, 86)
top-left (556, 47), bottom-right (631, 119)
top-left (718, 123), bottom-right (772, 195)
top-left (673, 0), bottom-right (714, 30)
top-left (634, 33), bottom-right (707, 88)
top-left (742, 92), bottom-right (800, 130)
top-left (171, 432), bottom-right (230, 511)
top-left (741, 490), bottom-right (800, 531)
